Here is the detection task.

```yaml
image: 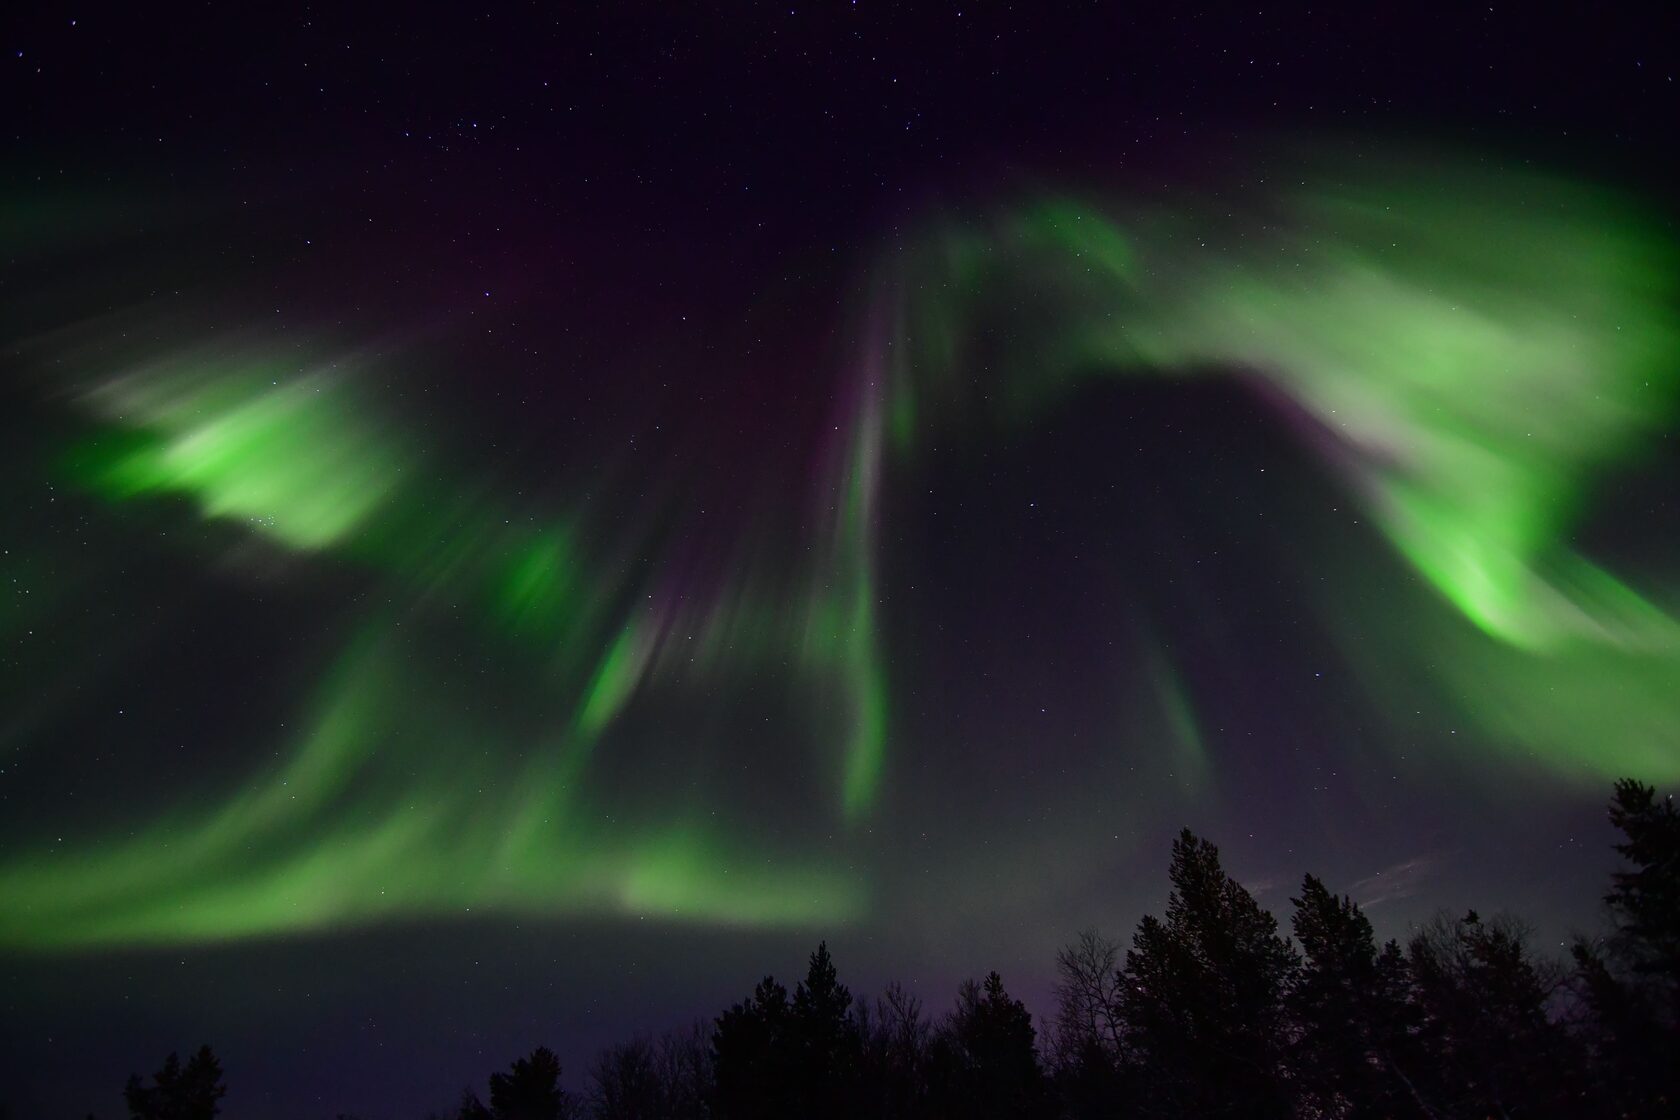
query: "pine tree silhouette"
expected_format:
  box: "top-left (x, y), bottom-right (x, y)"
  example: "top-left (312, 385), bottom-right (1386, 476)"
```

top-left (487, 1047), bottom-right (569, 1120)
top-left (1118, 828), bottom-right (1297, 1118)
top-left (1288, 874), bottom-right (1419, 1118)
top-left (457, 1047), bottom-right (568, 1120)
top-left (791, 941), bottom-right (862, 1118)
top-left (930, 972), bottom-right (1048, 1120)
top-left (1573, 778), bottom-right (1680, 1117)
top-left (711, 975), bottom-right (796, 1119)
top-left (123, 1045), bottom-right (225, 1120)
top-left (1605, 779), bottom-right (1680, 993)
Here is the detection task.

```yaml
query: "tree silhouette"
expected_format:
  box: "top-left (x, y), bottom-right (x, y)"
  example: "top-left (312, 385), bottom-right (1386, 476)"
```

top-left (1573, 939), bottom-right (1675, 1120)
top-left (857, 981), bottom-right (932, 1120)
top-left (1288, 874), bottom-right (1419, 1118)
top-left (652, 1022), bottom-right (713, 1120)
top-left (792, 940), bottom-right (860, 1114)
top-left (107, 778), bottom-right (1680, 1119)
top-left (1049, 928), bottom-right (1130, 1118)
top-left (791, 940), bottom-right (862, 1117)
top-left (123, 1045), bottom-right (225, 1120)
top-left (458, 1047), bottom-right (569, 1120)
top-left (711, 974), bottom-right (796, 1119)
top-left (712, 942), bottom-right (864, 1119)
top-left (455, 1087), bottom-right (493, 1120)
top-left (587, 1035), bottom-right (664, 1120)
top-left (1118, 828), bottom-right (1298, 1118)
top-left (929, 972), bottom-right (1048, 1120)
top-left (1604, 779), bottom-right (1680, 996)
top-left (489, 1047), bottom-right (569, 1120)
top-left (1572, 778), bottom-right (1680, 1117)
top-left (1407, 910), bottom-right (1585, 1118)
top-left (1050, 928), bottom-right (1125, 1068)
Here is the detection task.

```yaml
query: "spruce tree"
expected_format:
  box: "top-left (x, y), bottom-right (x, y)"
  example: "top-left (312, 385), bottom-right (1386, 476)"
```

top-left (1605, 779), bottom-right (1680, 996)
top-left (711, 976), bottom-right (795, 1120)
top-left (124, 1045), bottom-right (226, 1120)
top-left (1118, 829), bottom-right (1298, 1118)
top-left (486, 1047), bottom-right (568, 1120)
top-left (1288, 875), bottom-right (1418, 1118)
top-left (1572, 778), bottom-right (1680, 1117)
top-left (931, 972), bottom-right (1048, 1120)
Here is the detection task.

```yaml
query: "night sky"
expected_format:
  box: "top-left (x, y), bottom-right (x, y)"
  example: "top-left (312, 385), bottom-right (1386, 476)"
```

top-left (3, 3), bottom-right (1679, 1116)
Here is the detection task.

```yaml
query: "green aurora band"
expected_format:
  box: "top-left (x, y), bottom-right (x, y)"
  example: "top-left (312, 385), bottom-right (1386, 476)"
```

top-left (2, 149), bottom-right (1677, 949)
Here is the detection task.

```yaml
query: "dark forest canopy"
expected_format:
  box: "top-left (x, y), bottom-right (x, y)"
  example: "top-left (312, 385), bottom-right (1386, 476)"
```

top-left (88, 778), bottom-right (1679, 1120)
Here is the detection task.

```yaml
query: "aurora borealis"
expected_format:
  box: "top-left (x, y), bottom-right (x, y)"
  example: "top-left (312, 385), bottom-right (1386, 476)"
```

top-left (3, 4), bottom-right (1678, 1116)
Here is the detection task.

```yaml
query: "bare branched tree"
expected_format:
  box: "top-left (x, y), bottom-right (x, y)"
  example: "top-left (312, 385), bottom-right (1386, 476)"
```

top-left (1051, 928), bottom-right (1125, 1068)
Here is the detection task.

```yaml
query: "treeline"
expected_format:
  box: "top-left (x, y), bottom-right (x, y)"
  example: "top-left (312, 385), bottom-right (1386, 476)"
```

top-left (117, 778), bottom-right (1677, 1119)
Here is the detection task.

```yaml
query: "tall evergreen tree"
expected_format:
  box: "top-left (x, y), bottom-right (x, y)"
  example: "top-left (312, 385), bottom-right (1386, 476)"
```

top-left (929, 972), bottom-right (1049, 1120)
top-left (1118, 828), bottom-right (1298, 1118)
top-left (791, 940), bottom-right (862, 1117)
top-left (711, 975), bottom-right (796, 1120)
top-left (1604, 779), bottom-right (1680, 998)
top-left (1288, 875), bottom-right (1420, 1118)
top-left (124, 1045), bottom-right (225, 1120)
top-left (1571, 778), bottom-right (1680, 1117)
top-left (486, 1047), bottom-right (569, 1120)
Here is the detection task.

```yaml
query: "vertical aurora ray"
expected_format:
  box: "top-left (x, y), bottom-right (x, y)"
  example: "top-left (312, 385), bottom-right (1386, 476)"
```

top-left (1148, 646), bottom-right (1209, 791)
top-left (804, 305), bottom-right (893, 821)
top-left (833, 363), bottom-right (889, 820)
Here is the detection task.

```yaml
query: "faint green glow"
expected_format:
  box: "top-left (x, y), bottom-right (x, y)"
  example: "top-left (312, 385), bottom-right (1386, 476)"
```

top-left (616, 829), bottom-right (865, 926)
top-left (1148, 649), bottom-right (1208, 788)
top-left (493, 528), bottom-right (577, 638)
top-left (1326, 562), bottom-right (1680, 783)
top-left (839, 581), bottom-right (888, 819)
top-left (0, 632), bottom-right (861, 950)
